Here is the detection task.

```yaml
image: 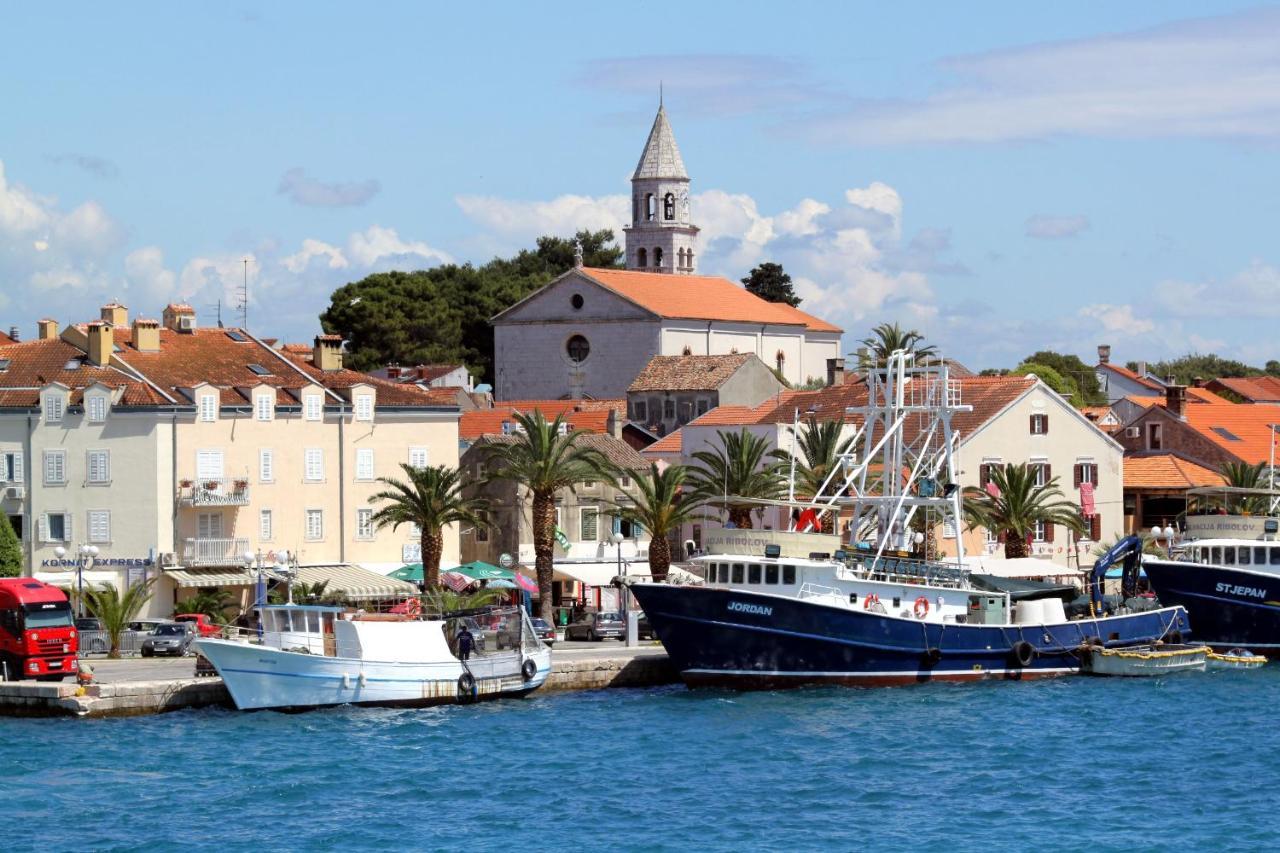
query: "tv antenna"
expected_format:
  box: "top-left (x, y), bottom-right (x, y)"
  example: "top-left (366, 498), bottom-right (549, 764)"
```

top-left (237, 258), bottom-right (250, 330)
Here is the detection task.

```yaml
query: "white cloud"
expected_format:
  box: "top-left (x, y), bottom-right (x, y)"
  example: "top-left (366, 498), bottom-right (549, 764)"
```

top-left (1025, 214), bottom-right (1089, 239)
top-left (844, 182), bottom-right (902, 238)
top-left (282, 238), bottom-right (349, 273)
top-left (54, 201), bottom-right (124, 256)
top-left (1076, 303), bottom-right (1155, 336)
top-left (124, 247), bottom-right (177, 306)
top-left (1155, 261), bottom-right (1280, 318)
top-left (346, 225), bottom-right (452, 268)
top-left (277, 168), bottom-right (380, 207)
top-left (0, 161), bottom-right (54, 235)
top-left (455, 193), bottom-right (628, 240)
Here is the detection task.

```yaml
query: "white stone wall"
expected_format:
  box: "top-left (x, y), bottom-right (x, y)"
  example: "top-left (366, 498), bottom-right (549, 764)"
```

top-left (495, 320), bottom-right (663, 401)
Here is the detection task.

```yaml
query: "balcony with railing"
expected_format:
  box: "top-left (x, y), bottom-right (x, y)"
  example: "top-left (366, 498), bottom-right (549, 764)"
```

top-left (183, 537), bottom-right (251, 567)
top-left (179, 478), bottom-right (251, 507)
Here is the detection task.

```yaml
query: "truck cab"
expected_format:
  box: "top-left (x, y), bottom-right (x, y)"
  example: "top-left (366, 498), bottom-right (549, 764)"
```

top-left (0, 579), bottom-right (78, 680)
top-left (174, 613), bottom-right (221, 637)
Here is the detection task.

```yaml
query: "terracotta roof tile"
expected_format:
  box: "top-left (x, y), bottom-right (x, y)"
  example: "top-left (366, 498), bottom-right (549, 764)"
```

top-left (641, 428), bottom-right (683, 456)
top-left (580, 267), bottom-right (842, 333)
top-left (461, 405), bottom-right (609, 441)
top-left (500, 398), bottom-right (625, 417)
top-left (628, 353), bottom-right (757, 392)
top-left (0, 337), bottom-right (134, 400)
top-left (1124, 453), bottom-right (1225, 490)
top-left (1207, 376), bottom-right (1280, 403)
top-left (1181, 401), bottom-right (1280, 464)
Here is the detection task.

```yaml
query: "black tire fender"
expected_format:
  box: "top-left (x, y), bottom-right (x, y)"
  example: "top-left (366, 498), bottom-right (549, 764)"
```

top-left (457, 671), bottom-right (476, 695)
top-left (922, 647), bottom-right (942, 667)
top-left (1011, 640), bottom-right (1036, 668)
top-left (521, 658), bottom-right (538, 681)
top-left (1167, 630), bottom-right (1184, 644)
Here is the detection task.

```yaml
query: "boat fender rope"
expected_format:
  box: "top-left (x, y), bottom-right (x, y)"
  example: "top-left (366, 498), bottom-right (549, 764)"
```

top-left (458, 671), bottom-right (476, 695)
top-left (1011, 640), bottom-right (1036, 668)
top-left (913, 596), bottom-right (929, 619)
top-left (521, 658), bottom-right (537, 681)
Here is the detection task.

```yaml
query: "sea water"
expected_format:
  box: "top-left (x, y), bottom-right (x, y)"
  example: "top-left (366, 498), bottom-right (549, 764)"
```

top-left (4, 669), bottom-right (1279, 852)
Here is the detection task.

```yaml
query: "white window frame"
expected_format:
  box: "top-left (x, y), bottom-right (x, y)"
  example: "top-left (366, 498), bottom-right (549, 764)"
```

top-left (199, 393), bottom-right (217, 423)
top-left (259, 448), bottom-right (274, 483)
top-left (942, 517), bottom-right (957, 539)
top-left (355, 448), bottom-right (374, 481)
top-left (1033, 520), bottom-right (1047, 542)
top-left (43, 450), bottom-right (66, 485)
top-left (984, 527), bottom-right (999, 546)
top-left (259, 509), bottom-right (273, 542)
top-left (196, 449), bottom-right (224, 480)
top-left (44, 394), bottom-right (64, 423)
top-left (305, 508), bottom-right (324, 541)
top-left (1030, 457), bottom-right (1049, 488)
top-left (87, 510), bottom-right (110, 544)
top-left (255, 393), bottom-right (274, 422)
top-left (41, 511), bottom-right (71, 543)
top-left (86, 449), bottom-right (110, 484)
top-left (1078, 458), bottom-right (1096, 485)
top-left (408, 447), bottom-right (428, 469)
top-left (304, 394), bottom-right (322, 422)
top-left (355, 395), bottom-right (373, 422)
top-left (3, 451), bottom-right (23, 483)
top-left (581, 507), bottom-right (598, 541)
top-left (86, 395), bottom-right (107, 423)
top-left (356, 508), bottom-right (374, 540)
top-left (304, 448), bottom-right (324, 482)
top-left (198, 512), bottom-right (223, 539)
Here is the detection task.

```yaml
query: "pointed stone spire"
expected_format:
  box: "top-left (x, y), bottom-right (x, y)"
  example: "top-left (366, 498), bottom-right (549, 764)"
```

top-left (632, 105), bottom-right (687, 180)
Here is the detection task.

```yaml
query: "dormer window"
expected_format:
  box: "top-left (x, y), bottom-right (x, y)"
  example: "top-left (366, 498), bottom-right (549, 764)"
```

top-left (199, 394), bottom-right (217, 423)
top-left (355, 395), bottom-right (373, 422)
top-left (87, 395), bottom-right (107, 423)
top-left (44, 394), bottom-right (64, 423)
top-left (255, 393), bottom-right (274, 422)
top-left (304, 394), bottom-right (322, 422)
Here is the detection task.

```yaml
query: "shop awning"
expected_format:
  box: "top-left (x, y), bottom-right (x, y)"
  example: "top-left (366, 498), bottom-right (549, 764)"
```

top-left (294, 564), bottom-right (418, 601)
top-left (553, 561), bottom-right (632, 587)
top-left (163, 567), bottom-right (258, 588)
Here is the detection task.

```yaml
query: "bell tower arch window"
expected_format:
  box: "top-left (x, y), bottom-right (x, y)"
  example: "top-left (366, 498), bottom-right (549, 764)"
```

top-left (637, 247), bottom-right (647, 268)
top-left (645, 194), bottom-right (655, 221)
top-left (654, 247), bottom-right (664, 268)
top-left (664, 193), bottom-right (675, 220)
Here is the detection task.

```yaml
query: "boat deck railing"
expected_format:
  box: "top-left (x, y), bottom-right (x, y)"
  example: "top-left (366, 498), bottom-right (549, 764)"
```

top-left (797, 583), bottom-right (849, 606)
top-left (848, 555), bottom-right (970, 588)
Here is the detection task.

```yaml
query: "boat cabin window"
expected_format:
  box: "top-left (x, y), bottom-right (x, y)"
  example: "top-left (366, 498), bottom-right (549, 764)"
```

top-left (1211, 547), bottom-right (1222, 564)
top-left (732, 563), bottom-right (744, 584)
top-left (748, 564), bottom-right (762, 584)
top-left (307, 611), bottom-right (321, 633)
top-left (765, 564), bottom-right (779, 584)
top-left (718, 563), bottom-right (729, 583)
top-left (1272, 547), bottom-right (1280, 566)
top-left (1223, 548), bottom-right (1236, 565)
top-left (1241, 547), bottom-right (1252, 565)
top-left (1256, 547), bottom-right (1267, 565)
top-left (782, 565), bottom-right (796, 585)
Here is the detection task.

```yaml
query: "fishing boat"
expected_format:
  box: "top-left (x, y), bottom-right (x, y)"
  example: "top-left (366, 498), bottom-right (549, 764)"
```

top-left (1078, 641), bottom-right (1206, 677)
top-left (629, 351), bottom-right (1192, 689)
top-left (194, 603), bottom-right (551, 711)
top-left (1142, 486), bottom-right (1280, 654)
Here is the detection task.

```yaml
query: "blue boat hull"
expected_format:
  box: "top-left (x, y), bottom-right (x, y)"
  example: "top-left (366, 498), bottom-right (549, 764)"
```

top-left (628, 584), bottom-right (1191, 688)
top-left (1143, 558), bottom-right (1280, 650)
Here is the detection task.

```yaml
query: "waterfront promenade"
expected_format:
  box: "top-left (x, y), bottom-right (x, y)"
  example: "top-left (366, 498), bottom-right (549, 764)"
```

top-left (0, 643), bottom-right (675, 717)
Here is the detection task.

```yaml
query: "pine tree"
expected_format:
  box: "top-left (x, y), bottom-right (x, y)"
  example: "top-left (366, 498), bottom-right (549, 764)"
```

top-left (0, 514), bottom-right (21, 577)
top-left (741, 262), bottom-right (801, 307)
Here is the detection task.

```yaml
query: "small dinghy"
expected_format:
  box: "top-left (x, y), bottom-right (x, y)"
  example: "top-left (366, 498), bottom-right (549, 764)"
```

top-left (1079, 642), bottom-right (1207, 677)
top-left (1206, 648), bottom-right (1267, 670)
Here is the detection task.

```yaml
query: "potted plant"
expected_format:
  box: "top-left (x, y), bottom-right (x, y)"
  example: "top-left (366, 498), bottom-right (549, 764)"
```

top-left (233, 478), bottom-right (249, 491)
top-left (203, 480), bottom-right (219, 491)
top-left (179, 479), bottom-right (193, 489)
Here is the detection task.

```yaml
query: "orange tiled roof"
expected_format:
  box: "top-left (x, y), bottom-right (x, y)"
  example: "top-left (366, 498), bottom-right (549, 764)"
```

top-left (1099, 362), bottom-right (1163, 392)
top-left (1180, 401), bottom-right (1280, 464)
top-left (0, 337), bottom-right (136, 400)
top-left (460, 405), bottom-right (610, 441)
top-left (1208, 376), bottom-right (1280, 403)
top-left (641, 428), bottom-right (683, 456)
top-left (1124, 453), bottom-right (1225, 490)
top-left (629, 353), bottom-right (759, 392)
top-left (581, 267), bottom-right (842, 333)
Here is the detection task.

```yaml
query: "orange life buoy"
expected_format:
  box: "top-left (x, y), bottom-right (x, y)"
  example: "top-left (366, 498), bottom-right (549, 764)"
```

top-left (913, 596), bottom-right (930, 619)
top-left (405, 599), bottom-right (422, 618)
top-left (862, 594), bottom-right (880, 610)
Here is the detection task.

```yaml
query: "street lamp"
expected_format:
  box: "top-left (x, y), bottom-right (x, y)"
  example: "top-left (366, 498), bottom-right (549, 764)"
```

top-left (611, 531), bottom-right (634, 647)
top-left (54, 543), bottom-right (98, 618)
top-left (242, 549), bottom-right (276, 638)
top-left (1150, 524), bottom-right (1176, 554)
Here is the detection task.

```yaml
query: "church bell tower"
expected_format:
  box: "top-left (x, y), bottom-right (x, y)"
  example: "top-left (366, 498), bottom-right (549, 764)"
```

top-left (623, 103), bottom-right (699, 274)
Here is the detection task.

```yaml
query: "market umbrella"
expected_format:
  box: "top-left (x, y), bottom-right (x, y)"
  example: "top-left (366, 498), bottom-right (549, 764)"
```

top-left (389, 563), bottom-right (423, 583)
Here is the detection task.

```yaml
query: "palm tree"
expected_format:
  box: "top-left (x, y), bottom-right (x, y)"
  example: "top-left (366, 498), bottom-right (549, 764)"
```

top-left (369, 464), bottom-right (489, 590)
top-left (423, 586), bottom-right (504, 618)
top-left (963, 463), bottom-right (1084, 558)
top-left (788, 416), bottom-right (854, 533)
top-left (82, 579), bottom-right (156, 658)
top-left (609, 464), bottom-right (707, 582)
top-left (857, 321), bottom-right (937, 370)
top-left (481, 411), bottom-right (613, 622)
top-left (1219, 460), bottom-right (1268, 514)
top-left (687, 428), bottom-right (787, 529)
top-left (177, 588), bottom-right (236, 622)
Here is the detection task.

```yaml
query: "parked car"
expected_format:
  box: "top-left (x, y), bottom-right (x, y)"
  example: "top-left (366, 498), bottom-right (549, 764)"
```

top-left (637, 613), bottom-right (658, 641)
top-left (141, 623), bottom-right (194, 657)
top-left (564, 612), bottom-right (623, 642)
top-left (173, 613), bottom-right (221, 637)
top-left (530, 617), bottom-right (556, 645)
top-left (75, 617), bottom-right (103, 632)
top-left (128, 619), bottom-right (167, 634)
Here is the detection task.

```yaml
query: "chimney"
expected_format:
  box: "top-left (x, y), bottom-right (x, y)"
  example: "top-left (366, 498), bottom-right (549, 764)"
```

top-left (86, 321), bottom-right (112, 366)
top-left (606, 407), bottom-right (622, 439)
top-left (162, 303), bottom-right (196, 333)
top-left (826, 357), bottom-right (846, 386)
top-left (386, 364), bottom-right (402, 380)
top-left (1193, 376), bottom-right (1205, 388)
top-left (100, 301), bottom-right (128, 327)
top-left (1135, 360), bottom-right (1147, 379)
top-left (1097, 344), bottom-right (1111, 365)
top-left (1165, 384), bottom-right (1187, 419)
top-left (37, 318), bottom-right (58, 340)
top-left (132, 318), bottom-right (161, 353)
top-left (7, 326), bottom-right (17, 343)
top-left (313, 335), bottom-right (343, 371)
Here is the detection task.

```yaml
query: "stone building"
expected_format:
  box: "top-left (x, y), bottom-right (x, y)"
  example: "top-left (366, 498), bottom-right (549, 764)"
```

top-left (626, 353), bottom-right (784, 436)
top-left (623, 103), bottom-right (698, 274)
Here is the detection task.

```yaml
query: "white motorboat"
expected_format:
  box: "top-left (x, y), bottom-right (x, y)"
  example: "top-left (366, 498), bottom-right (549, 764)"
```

top-left (1079, 642), bottom-right (1206, 677)
top-left (195, 603), bottom-right (551, 711)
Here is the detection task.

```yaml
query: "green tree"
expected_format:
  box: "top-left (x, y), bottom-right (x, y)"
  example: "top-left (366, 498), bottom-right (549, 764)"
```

top-left (369, 464), bottom-right (489, 590)
top-left (481, 412), bottom-right (613, 621)
top-left (83, 579), bottom-right (156, 658)
top-left (1218, 461), bottom-right (1269, 514)
top-left (857, 322), bottom-right (937, 370)
top-left (176, 588), bottom-right (236, 622)
top-left (320, 229), bottom-right (623, 382)
top-left (1138, 353), bottom-right (1263, 386)
top-left (687, 429), bottom-right (787, 529)
top-left (609, 464), bottom-right (706, 582)
top-left (0, 514), bottom-right (21, 577)
top-left (741, 262), bottom-right (801, 307)
top-left (1014, 362), bottom-right (1080, 402)
top-left (786, 416), bottom-right (855, 533)
top-left (963, 463), bottom-right (1084, 559)
top-left (1019, 350), bottom-right (1104, 406)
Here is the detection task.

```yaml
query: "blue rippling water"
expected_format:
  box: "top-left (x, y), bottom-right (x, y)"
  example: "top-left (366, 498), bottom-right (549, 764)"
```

top-left (4, 668), bottom-right (1279, 852)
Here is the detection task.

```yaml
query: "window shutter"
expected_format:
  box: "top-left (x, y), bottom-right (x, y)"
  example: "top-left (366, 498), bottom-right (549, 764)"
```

top-left (1043, 415), bottom-right (1049, 435)
top-left (979, 464), bottom-right (990, 486)
top-left (1073, 464), bottom-right (1082, 488)
top-left (1090, 464), bottom-right (1099, 485)
top-left (1029, 414), bottom-right (1035, 433)
top-left (1044, 521), bottom-right (1055, 543)
top-left (37, 514), bottom-right (48, 543)
top-left (64, 514), bottom-right (73, 542)
top-left (12, 453), bottom-right (22, 484)
top-left (1091, 513), bottom-right (1102, 540)
top-left (1044, 463), bottom-right (1052, 483)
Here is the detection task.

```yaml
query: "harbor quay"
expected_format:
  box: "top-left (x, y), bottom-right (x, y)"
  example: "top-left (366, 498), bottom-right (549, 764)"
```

top-left (0, 645), bottom-right (675, 718)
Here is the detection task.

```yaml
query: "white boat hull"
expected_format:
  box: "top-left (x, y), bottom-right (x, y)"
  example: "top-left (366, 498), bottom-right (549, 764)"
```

top-left (195, 638), bottom-right (552, 710)
top-left (1081, 644), bottom-right (1206, 677)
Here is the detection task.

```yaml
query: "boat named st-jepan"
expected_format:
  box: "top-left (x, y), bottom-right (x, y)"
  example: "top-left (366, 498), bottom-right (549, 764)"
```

top-left (195, 603), bottom-right (551, 711)
top-left (629, 352), bottom-right (1192, 689)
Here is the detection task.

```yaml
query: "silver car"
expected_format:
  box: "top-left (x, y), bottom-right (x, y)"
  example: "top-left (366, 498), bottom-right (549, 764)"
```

top-left (140, 623), bottom-right (194, 657)
top-left (564, 612), bottom-right (624, 641)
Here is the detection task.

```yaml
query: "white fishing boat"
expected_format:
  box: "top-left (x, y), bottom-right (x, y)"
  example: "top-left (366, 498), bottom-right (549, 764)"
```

top-left (1206, 648), bottom-right (1267, 669)
top-left (195, 603), bottom-right (551, 711)
top-left (1079, 642), bottom-right (1206, 677)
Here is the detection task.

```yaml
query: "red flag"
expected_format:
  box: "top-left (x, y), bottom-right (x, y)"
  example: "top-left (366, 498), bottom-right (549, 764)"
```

top-left (796, 507), bottom-right (820, 533)
top-left (1080, 481), bottom-right (1096, 516)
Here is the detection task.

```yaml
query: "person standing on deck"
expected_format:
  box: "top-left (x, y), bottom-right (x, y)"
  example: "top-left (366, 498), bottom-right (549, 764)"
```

top-left (456, 625), bottom-right (475, 661)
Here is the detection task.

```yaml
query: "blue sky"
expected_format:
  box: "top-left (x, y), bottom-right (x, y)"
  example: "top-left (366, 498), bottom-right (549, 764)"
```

top-left (3, 1), bottom-right (1278, 371)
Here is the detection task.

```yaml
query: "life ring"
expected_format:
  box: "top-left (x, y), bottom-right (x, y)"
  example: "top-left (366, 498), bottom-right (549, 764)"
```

top-left (404, 599), bottom-right (421, 618)
top-left (457, 671), bottom-right (475, 695)
top-left (1011, 640), bottom-right (1036, 668)
top-left (521, 658), bottom-right (537, 682)
top-left (913, 596), bottom-right (930, 619)
top-left (862, 594), bottom-right (880, 611)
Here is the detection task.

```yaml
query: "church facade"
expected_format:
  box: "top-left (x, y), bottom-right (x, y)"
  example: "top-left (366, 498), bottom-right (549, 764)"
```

top-left (491, 106), bottom-right (843, 401)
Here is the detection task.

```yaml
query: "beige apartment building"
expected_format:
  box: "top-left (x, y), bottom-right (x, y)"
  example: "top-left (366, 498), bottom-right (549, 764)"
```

top-left (0, 303), bottom-right (460, 616)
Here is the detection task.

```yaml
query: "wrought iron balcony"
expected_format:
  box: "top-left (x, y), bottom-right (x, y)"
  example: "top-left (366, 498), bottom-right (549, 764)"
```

top-left (180, 478), bottom-right (251, 507)
top-left (183, 537), bottom-right (251, 567)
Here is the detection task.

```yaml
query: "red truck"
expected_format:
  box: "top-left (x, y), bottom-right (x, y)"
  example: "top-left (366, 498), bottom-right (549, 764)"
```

top-left (174, 613), bottom-right (221, 637)
top-left (0, 578), bottom-right (78, 681)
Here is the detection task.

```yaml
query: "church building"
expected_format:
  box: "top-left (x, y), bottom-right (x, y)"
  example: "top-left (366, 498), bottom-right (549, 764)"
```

top-left (491, 105), bottom-right (842, 401)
